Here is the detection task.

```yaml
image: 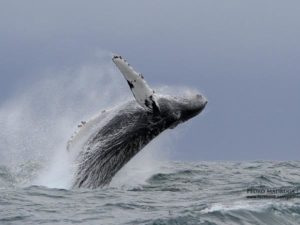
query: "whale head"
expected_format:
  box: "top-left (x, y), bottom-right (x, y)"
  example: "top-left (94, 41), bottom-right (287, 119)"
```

top-left (157, 93), bottom-right (207, 129)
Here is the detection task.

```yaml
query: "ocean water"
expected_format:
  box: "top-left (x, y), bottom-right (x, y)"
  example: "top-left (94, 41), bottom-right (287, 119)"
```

top-left (1, 160), bottom-right (300, 225)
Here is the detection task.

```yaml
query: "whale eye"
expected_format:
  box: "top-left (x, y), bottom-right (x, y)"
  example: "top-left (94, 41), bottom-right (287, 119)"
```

top-left (173, 111), bottom-right (181, 119)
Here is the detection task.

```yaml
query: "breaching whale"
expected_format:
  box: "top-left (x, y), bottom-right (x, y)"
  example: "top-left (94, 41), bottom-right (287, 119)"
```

top-left (68, 55), bottom-right (207, 188)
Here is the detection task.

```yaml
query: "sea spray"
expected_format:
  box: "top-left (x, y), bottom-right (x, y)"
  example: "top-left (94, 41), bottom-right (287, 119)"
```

top-left (0, 56), bottom-right (127, 188)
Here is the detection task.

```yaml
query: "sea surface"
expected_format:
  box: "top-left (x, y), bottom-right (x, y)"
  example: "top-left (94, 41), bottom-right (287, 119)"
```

top-left (1, 161), bottom-right (300, 225)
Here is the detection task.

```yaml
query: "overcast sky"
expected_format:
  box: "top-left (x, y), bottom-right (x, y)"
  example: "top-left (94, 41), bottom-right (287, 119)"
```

top-left (0, 1), bottom-right (299, 160)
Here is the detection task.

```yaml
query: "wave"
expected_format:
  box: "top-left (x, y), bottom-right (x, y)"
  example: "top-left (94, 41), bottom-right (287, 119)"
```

top-left (1, 161), bottom-right (300, 224)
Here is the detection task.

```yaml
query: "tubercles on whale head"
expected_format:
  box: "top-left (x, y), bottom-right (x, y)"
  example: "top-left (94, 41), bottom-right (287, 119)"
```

top-left (179, 93), bottom-right (208, 122)
top-left (158, 93), bottom-right (207, 129)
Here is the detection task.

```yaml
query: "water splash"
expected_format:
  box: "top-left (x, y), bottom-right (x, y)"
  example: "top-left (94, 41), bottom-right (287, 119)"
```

top-left (0, 53), bottom-right (128, 188)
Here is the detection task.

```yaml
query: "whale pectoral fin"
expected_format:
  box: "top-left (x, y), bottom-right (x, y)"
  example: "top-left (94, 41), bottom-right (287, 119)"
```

top-left (112, 55), bottom-right (160, 113)
top-left (66, 109), bottom-right (110, 152)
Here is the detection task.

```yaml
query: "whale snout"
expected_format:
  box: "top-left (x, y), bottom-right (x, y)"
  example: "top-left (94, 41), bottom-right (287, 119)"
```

top-left (175, 93), bottom-right (207, 123)
top-left (194, 94), bottom-right (208, 112)
top-left (196, 94), bottom-right (208, 107)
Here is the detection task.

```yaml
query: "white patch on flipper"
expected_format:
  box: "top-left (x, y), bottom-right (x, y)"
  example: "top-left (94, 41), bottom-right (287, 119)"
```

top-left (112, 55), bottom-right (160, 112)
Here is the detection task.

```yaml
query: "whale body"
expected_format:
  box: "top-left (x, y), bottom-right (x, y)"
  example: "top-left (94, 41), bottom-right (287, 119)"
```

top-left (69, 55), bottom-right (207, 188)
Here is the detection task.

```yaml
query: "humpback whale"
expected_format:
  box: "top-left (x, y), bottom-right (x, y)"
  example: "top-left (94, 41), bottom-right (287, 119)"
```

top-left (69, 55), bottom-right (207, 188)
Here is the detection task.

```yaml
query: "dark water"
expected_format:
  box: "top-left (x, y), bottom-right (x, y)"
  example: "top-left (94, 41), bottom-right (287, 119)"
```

top-left (1, 161), bottom-right (300, 225)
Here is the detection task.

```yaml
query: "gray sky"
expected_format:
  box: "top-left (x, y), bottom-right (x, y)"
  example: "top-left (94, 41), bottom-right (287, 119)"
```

top-left (0, 1), bottom-right (299, 160)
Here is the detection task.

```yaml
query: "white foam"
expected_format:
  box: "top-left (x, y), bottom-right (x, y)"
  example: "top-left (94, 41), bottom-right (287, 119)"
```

top-left (0, 53), bottom-right (128, 188)
top-left (202, 201), bottom-right (295, 213)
